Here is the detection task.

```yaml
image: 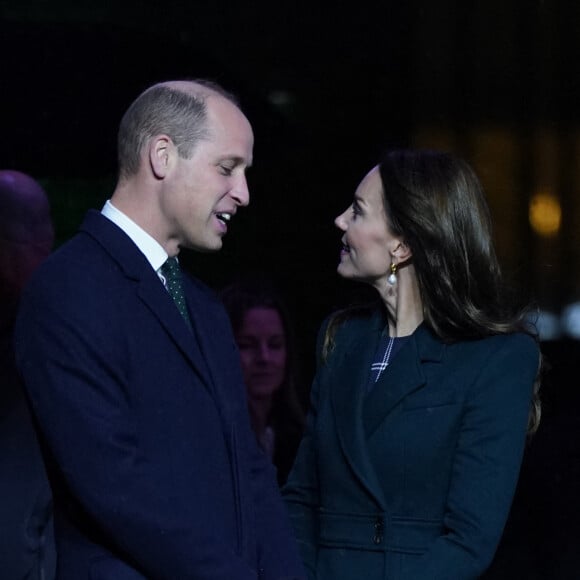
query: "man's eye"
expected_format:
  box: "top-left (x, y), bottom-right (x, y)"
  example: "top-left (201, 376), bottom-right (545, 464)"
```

top-left (220, 165), bottom-right (233, 176)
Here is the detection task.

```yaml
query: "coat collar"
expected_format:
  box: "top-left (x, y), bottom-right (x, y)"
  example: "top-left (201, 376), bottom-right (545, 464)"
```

top-left (363, 323), bottom-right (444, 434)
top-left (329, 313), bottom-right (444, 507)
top-left (79, 210), bottom-right (216, 393)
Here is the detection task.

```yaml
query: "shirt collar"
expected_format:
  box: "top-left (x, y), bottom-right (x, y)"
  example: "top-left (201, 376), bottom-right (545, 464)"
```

top-left (101, 200), bottom-right (168, 272)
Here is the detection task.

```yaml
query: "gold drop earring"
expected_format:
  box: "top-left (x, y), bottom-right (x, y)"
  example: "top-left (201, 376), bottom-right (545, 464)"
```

top-left (387, 262), bottom-right (398, 285)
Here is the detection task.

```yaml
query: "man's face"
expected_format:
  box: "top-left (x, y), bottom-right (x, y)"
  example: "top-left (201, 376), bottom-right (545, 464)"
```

top-left (160, 96), bottom-right (254, 254)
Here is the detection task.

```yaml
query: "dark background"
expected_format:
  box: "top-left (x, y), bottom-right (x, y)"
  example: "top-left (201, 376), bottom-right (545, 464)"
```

top-left (1, 1), bottom-right (579, 577)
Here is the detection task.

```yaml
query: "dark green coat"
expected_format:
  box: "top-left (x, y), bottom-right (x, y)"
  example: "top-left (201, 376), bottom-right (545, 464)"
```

top-left (283, 312), bottom-right (539, 580)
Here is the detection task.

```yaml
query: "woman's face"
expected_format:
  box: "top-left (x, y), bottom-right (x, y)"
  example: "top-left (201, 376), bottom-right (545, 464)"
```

top-left (334, 166), bottom-right (399, 287)
top-left (235, 306), bottom-right (287, 400)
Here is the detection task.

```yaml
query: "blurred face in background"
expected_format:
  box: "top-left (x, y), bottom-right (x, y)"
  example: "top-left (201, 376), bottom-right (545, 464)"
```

top-left (235, 307), bottom-right (287, 400)
top-left (0, 170), bottom-right (54, 304)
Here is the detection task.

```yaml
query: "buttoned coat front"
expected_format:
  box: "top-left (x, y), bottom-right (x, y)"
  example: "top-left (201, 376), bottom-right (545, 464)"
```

top-left (15, 210), bottom-right (304, 580)
top-left (283, 311), bottom-right (539, 580)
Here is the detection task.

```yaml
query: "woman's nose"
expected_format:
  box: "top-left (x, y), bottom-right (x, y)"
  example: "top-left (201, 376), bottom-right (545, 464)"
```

top-left (335, 209), bottom-right (348, 231)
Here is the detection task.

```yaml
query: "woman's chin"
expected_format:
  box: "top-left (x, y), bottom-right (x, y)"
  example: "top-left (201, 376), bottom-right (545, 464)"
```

top-left (248, 384), bottom-right (282, 400)
top-left (337, 262), bottom-right (352, 279)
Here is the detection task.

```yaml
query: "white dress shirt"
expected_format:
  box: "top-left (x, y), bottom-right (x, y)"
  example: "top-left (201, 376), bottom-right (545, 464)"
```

top-left (101, 200), bottom-right (169, 284)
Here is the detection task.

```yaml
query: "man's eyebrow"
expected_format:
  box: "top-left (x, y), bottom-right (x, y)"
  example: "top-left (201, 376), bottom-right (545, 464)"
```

top-left (220, 156), bottom-right (253, 169)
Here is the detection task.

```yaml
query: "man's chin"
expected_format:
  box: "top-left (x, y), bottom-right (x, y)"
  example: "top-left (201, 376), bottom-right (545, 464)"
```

top-left (186, 239), bottom-right (223, 253)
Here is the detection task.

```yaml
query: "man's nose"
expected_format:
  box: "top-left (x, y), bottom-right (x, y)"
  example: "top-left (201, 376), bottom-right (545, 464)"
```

top-left (232, 173), bottom-right (250, 207)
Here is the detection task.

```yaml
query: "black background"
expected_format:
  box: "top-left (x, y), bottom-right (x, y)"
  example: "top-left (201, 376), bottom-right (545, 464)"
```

top-left (2, 2), bottom-right (580, 577)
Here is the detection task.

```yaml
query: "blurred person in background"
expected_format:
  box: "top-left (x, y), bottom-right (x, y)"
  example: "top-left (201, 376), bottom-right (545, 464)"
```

top-left (0, 169), bottom-right (56, 580)
top-left (221, 276), bottom-right (306, 486)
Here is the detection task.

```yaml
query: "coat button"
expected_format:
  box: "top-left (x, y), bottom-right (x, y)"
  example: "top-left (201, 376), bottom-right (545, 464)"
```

top-left (373, 516), bottom-right (384, 544)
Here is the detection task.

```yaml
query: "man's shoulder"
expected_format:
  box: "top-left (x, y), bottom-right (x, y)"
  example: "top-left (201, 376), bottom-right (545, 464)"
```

top-left (37, 209), bottom-right (151, 279)
top-left (23, 211), bottom-right (146, 308)
top-left (32, 230), bottom-right (108, 284)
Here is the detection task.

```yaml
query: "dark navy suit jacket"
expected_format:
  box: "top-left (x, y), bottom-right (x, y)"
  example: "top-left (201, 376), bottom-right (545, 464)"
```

top-left (15, 210), bottom-right (304, 580)
top-left (283, 312), bottom-right (539, 580)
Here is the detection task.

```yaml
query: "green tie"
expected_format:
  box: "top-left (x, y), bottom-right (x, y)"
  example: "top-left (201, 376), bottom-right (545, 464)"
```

top-left (160, 257), bottom-right (192, 329)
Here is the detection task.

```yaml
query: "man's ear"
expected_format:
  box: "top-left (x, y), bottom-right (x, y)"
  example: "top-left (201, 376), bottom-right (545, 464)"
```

top-left (392, 240), bottom-right (412, 262)
top-left (148, 135), bottom-right (174, 179)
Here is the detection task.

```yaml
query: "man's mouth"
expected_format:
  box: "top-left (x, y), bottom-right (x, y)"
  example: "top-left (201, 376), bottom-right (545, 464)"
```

top-left (216, 212), bottom-right (232, 226)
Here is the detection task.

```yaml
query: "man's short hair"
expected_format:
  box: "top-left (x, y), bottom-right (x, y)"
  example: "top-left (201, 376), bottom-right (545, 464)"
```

top-left (117, 79), bottom-right (239, 180)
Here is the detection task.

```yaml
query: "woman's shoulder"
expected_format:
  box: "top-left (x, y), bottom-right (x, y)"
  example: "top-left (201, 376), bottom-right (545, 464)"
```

top-left (316, 305), bottom-right (383, 363)
top-left (480, 330), bottom-right (538, 353)
top-left (326, 307), bottom-right (380, 332)
top-left (449, 331), bottom-right (540, 370)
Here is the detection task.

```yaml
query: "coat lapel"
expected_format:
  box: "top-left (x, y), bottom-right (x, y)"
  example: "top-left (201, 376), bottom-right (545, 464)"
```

top-left (330, 316), bottom-right (388, 506)
top-left (330, 318), bottom-right (445, 506)
top-left (80, 210), bottom-right (214, 392)
top-left (181, 277), bottom-right (227, 397)
top-left (137, 275), bottom-right (211, 379)
top-left (363, 324), bottom-right (445, 437)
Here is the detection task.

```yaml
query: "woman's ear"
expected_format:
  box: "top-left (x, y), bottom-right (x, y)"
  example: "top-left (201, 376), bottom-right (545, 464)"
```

top-left (392, 240), bottom-right (412, 262)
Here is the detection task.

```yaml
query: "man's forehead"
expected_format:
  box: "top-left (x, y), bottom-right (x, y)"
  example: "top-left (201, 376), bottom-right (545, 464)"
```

top-left (153, 79), bottom-right (213, 97)
top-left (203, 99), bottom-right (253, 155)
